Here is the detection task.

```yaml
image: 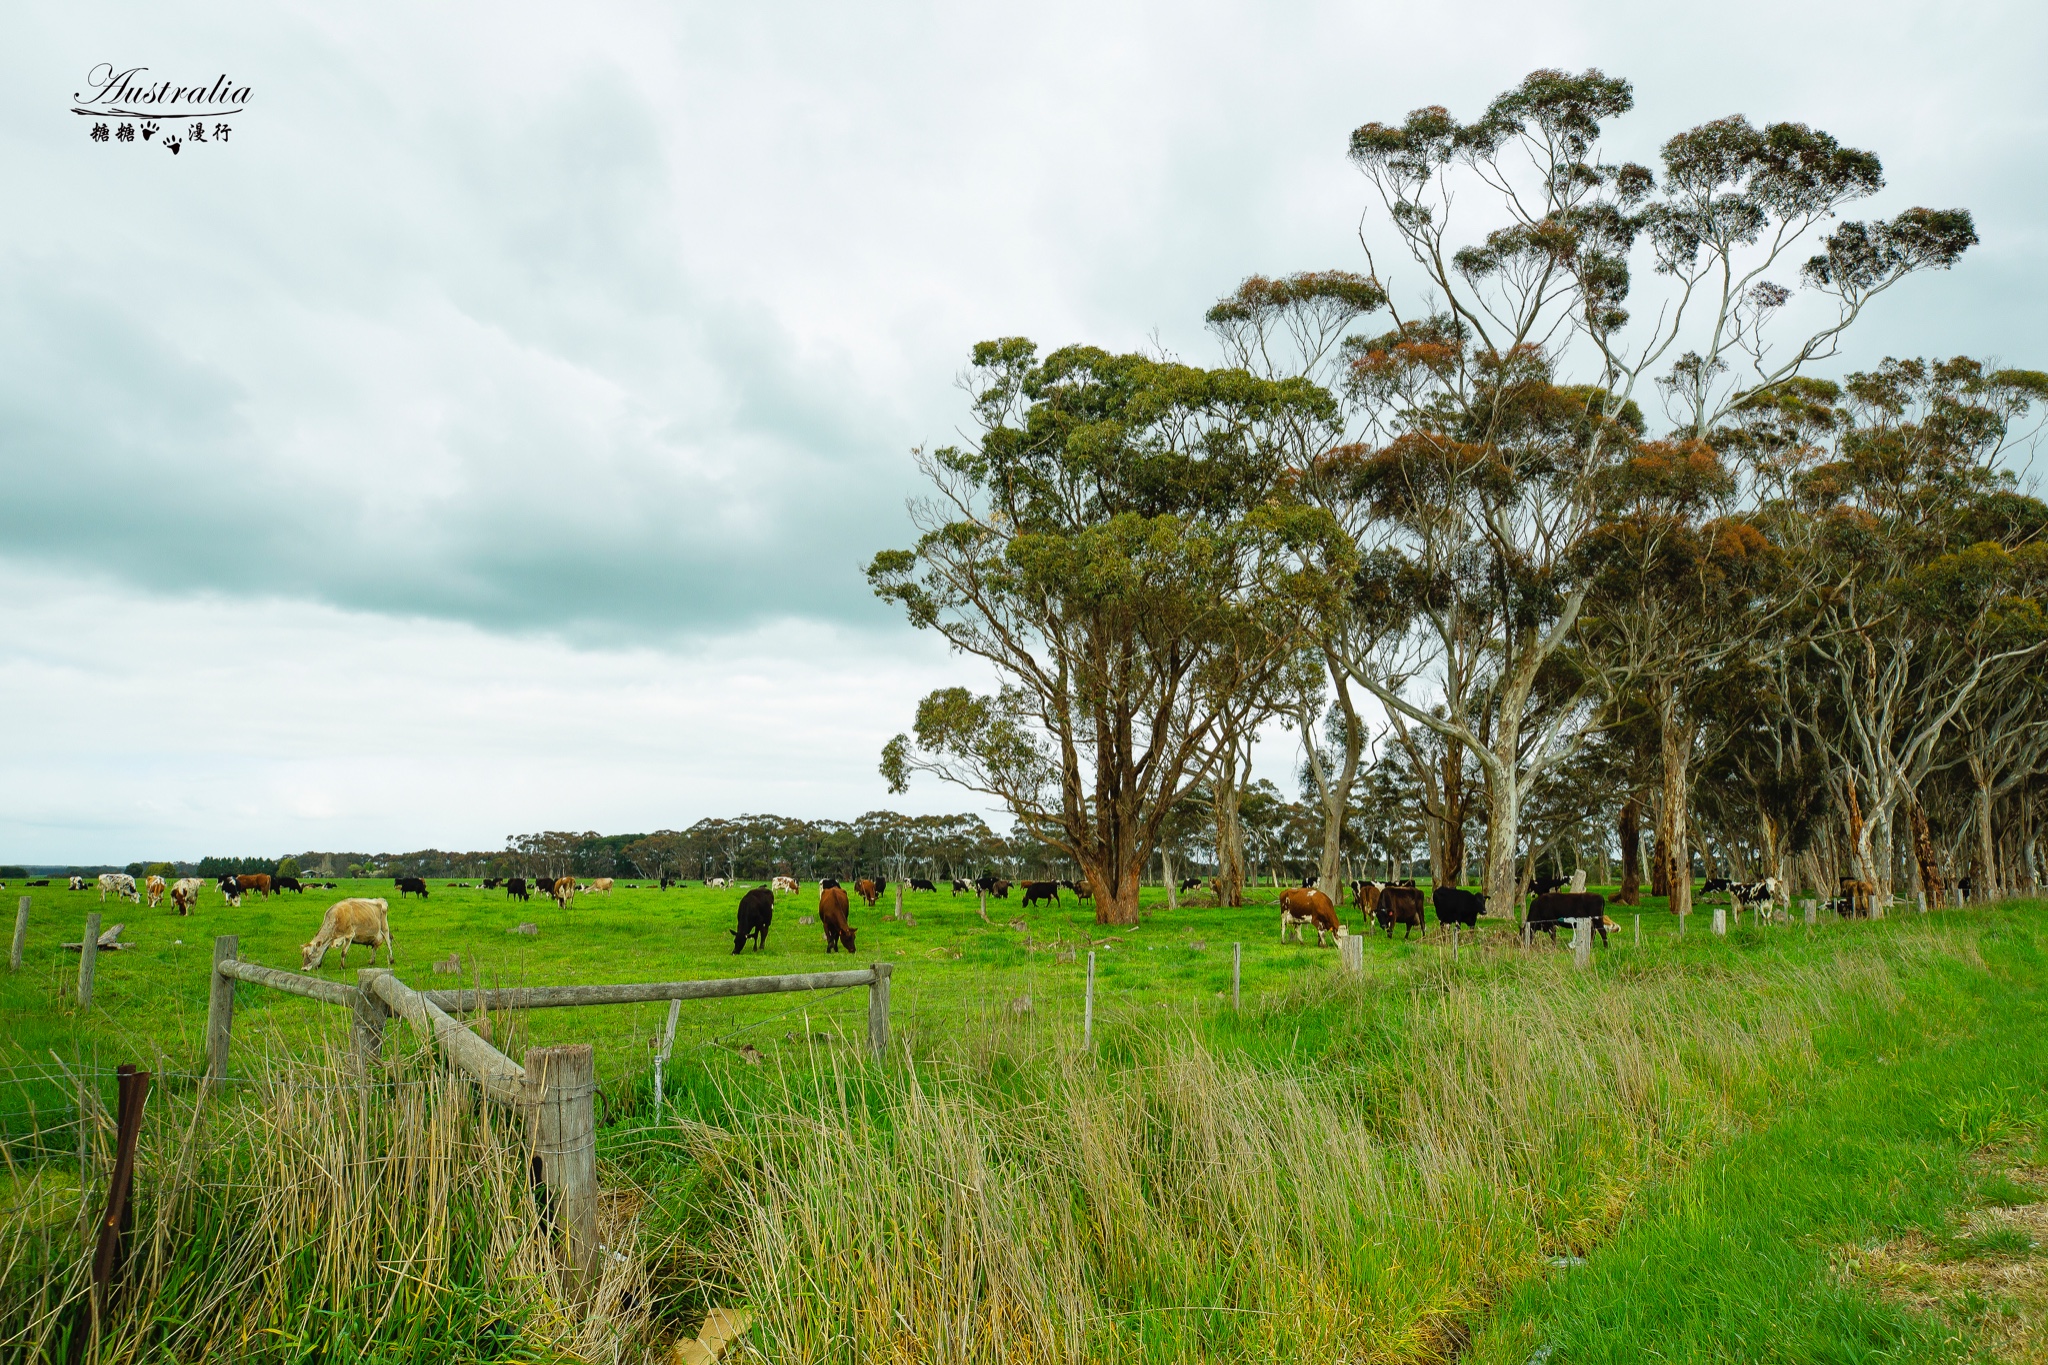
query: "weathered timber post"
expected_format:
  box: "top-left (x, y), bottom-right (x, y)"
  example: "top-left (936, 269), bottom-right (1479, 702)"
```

top-left (1232, 943), bottom-right (1241, 1011)
top-left (1917, 889), bottom-right (1928, 914)
top-left (1712, 907), bottom-right (1727, 936)
top-left (206, 936), bottom-right (239, 1084)
top-left (78, 912), bottom-right (101, 1009)
top-left (354, 967), bottom-right (390, 1075)
top-left (1634, 914), bottom-right (1641, 947)
top-left (653, 997), bottom-right (681, 1116)
top-left (524, 1044), bottom-right (597, 1300)
top-left (1083, 951), bottom-right (1095, 1049)
top-left (1572, 918), bottom-right (1592, 968)
top-left (10, 895), bottom-right (27, 971)
top-left (1803, 899), bottom-right (1817, 925)
top-left (866, 963), bottom-right (892, 1062)
top-left (1340, 931), bottom-right (1363, 975)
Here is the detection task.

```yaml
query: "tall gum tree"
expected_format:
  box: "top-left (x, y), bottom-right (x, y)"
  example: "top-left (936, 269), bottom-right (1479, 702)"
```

top-left (870, 340), bottom-right (1352, 925)
top-left (1324, 68), bottom-right (1974, 918)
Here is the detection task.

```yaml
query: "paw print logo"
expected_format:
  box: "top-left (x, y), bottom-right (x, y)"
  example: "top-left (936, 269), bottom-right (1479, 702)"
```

top-left (140, 120), bottom-right (159, 140)
top-left (163, 136), bottom-right (182, 155)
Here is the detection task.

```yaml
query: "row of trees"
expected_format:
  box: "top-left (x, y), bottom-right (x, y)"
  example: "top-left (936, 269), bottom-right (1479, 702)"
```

top-left (873, 69), bottom-right (2047, 924)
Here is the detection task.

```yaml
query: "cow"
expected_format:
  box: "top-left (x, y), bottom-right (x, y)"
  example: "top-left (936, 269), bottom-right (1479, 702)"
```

top-left (552, 876), bottom-right (577, 908)
top-left (1021, 881), bottom-right (1061, 908)
top-left (1354, 881), bottom-right (1383, 917)
top-left (99, 873), bottom-right (140, 904)
top-left (171, 877), bottom-right (205, 916)
top-left (1178, 877), bottom-right (1202, 893)
top-left (819, 877), bottom-right (841, 890)
top-left (706, 877), bottom-right (729, 889)
top-left (1528, 875), bottom-right (1569, 897)
top-left (1432, 885), bottom-right (1486, 929)
top-left (275, 876), bottom-right (305, 894)
top-left (975, 872), bottom-right (999, 892)
top-left (533, 876), bottom-right (557, 897)
top-left (772, 875), bottom-right (799, 895)
top-left (817, 885), bottom-right (856, 953)
top-left (482, 878), bottom-right (500, 890)
top-left (731, 886), bottom-right (774, 953)
top-left (145, 875), bottom-right (166, 908)
top-left (1700, 877), bottom-right (1735, 898)
top-left (590, 877), bottom-right (615, 894)
top-left (302, 897), bottom-right (395, 970)
top-left (1279, 887), bottom-right (1344, 946)
top-left (1377, 884), bottom-right (1426, 938)
top-left (26, 879), bottom-right (48, 887)
top-left (855, 879), bottom-right (881, 907)
top-left (1732, 878), bottom-right (1781, 916)
top-left (989, 879), bottom-right (1011, 899)
top-left (1527, 892), bottom-right (1609, 945)
top-left (69, 876), bottom-right (86, 891)
top-left (909, 878), bottom-right (936, 893)
top-left (395, 877), bottom-right (429, 899)
top-left (950, 879), bottom-right (970, 895)
top-left (218, 875), bottom-right (243, 907)
top-left (232, 873), bottom-right (273, 899)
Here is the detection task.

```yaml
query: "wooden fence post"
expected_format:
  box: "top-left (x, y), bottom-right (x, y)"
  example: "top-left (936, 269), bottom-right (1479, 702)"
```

top-left (1340, 931), bottom-right (1363, 974)
top-left (523, 1044), bottom-right (596, 1300)
top-left (1712, 907), bottom-right (1726, 936)
top-left (866, 963), bottom-right (892, 1062)
top-left (78, 912), bottom-right (101, 1009)
top-left (1803, 898), bottom-right (1817, 925)
top-left (653, 997), bottom-right (681, 1116)
top-left (1232, 943), bottom-right (1241, 1011)
top-left (1573, 918), bottom-right (1592, 968)
top-left (353, 967), bottom-right (389, 1075)
top-left (206, 936), bottom-right (239, 1085)
top-left (1634, 914), bottom-right (1641, 947)
top-left (10, 895), bottom-right (26, 972)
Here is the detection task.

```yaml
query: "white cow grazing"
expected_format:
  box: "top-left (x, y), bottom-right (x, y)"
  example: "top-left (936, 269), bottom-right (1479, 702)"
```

top-left (171, 877), bottom-right (206, 916)
top-left (69, 876), bottom-right (87, 892)
top-left (99, 873), bottom-right (140, 904)
top-left (302, 898), bottom-right (395, 970)
top-left (706, 878), bottom-right (729, 889)
top-left (590, 877), bottom-right (614, 894)
top-left (772, 875), bottom-right (799, 895)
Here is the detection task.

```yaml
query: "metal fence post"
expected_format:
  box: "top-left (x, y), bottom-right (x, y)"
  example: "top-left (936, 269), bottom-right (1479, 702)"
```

top-left (866, 963), bottom-right (892, 1062)
top-left (206, 936), bottom-right (239, 1085)
top-left (524, 1044), bottom-right (596, 1300)
top-left (78, 912), bottom-right (101, 1009)
top-left (10, 895), bottom-right (27, 971)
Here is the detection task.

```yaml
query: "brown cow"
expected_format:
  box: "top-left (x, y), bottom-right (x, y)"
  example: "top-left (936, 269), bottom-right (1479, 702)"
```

top-left (1376, 885), bottom-right (1426, 939)
top-left (239, 873), bottom-right (273, 899)
top-left (301, 898), bottom-right (395, 970)
top-left (145, 875), bottom-right (166, 909)
top-left (818, 885), bottom-right (856, 953)
top-left (552, 875), bottom-right (577, 908)
top-left (855, 879), bottom-right (880, 907)
top-left (590, 877), bottom-right (614, 894)
top-left (1353, 881), bottom-right (1383, 916)
top-left (1279, 887), bottom-right (1344, 946)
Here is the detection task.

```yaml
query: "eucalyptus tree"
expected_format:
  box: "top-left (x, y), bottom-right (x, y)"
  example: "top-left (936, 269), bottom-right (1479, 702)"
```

top-left (871, 340), bottom-right (1352, 925)
top-left (1319, 68), bottom-right (1974, 916)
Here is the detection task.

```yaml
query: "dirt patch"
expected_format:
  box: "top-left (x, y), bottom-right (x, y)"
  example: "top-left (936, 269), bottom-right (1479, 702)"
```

top-left (1841, 1157), bottom-right (2048, 1363)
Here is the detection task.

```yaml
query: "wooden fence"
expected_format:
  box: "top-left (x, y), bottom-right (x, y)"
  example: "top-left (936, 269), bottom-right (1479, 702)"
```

top-left (202, 935), bottom-right (893, 1294)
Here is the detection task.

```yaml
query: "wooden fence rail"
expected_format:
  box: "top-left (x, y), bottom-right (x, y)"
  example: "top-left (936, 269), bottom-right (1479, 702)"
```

top-left (199, 936), bottom-right (895, 1300)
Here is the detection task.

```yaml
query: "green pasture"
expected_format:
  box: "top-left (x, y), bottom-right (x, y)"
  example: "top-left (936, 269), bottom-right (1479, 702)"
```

top-left (5, 880), bottom-right (2045, 1362)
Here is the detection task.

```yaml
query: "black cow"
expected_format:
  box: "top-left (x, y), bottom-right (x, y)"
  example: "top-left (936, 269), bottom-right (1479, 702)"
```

top-left (1179, 877), bottom-right (1202, 893)
top-left (1021, 881), bottom-right (1061, 908)
top-left (731, 886), bottom-right (774, 954)
top-left (1528, 875), bottom-right (1569, 897)
top-left (1700, 877), bottom-right (1735, 897)
top-left (276, 876), bottom-right (304, 894)
top-left (482, 878), bottom-right (500, 890)
top-left (820, 877), bottom-right (841, 890)
top-left (1432, 885), bottom-right (1486, 928)
top-left (505, 877), bottom-right (529, 901)
top-left (395, 876), bottom-right (429, 899)
top-left (1527, 892), bottom-right (1608, 945)
top-left (910, 878), bottom-right (937, 893)
top-left (1378, 885), bottom-right (1426, 938)
top-left (535, 877), bottom-right (557, 897)
top-left (950, 879), bottom-right (970, 894)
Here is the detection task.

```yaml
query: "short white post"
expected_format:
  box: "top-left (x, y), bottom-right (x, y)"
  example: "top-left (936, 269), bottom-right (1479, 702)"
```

top-left (1916, 889), bottom-right (1928, 914)
top-left (1083, 951), bottom-right (1096, 1049)
top-left (1232, 942), bottom-right (1241, 1011)
top-left (653, 997), bottom-right (681, 1117)
top-left (1803, 898), bottom-right (1817, 925)
top-left (1634, 914), bottom-right (1641, 946)
top-left (1572, 918), bottom-right (1591, 968)
top-left (1712, 907), bottom-right (1727, 936)
top-left (1340, 931), bottom-right (1363, 974)
top-left (10, 895), bottom-right (27, 972)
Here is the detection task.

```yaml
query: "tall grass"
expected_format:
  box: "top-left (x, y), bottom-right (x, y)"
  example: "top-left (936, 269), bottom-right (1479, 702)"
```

top-left (672, 932), bottom-right (1920, 1362)
top-left (0, 1036), bottom-right (648, 1363)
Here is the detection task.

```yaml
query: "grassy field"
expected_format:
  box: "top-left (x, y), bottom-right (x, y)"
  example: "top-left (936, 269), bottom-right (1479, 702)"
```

top-left (3, 878), bottom-right (2044, 1362)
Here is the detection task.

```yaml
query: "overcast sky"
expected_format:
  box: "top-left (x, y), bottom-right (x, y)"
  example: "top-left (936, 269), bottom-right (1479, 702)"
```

top-left (3, 0), bottom-right (2042, 863)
